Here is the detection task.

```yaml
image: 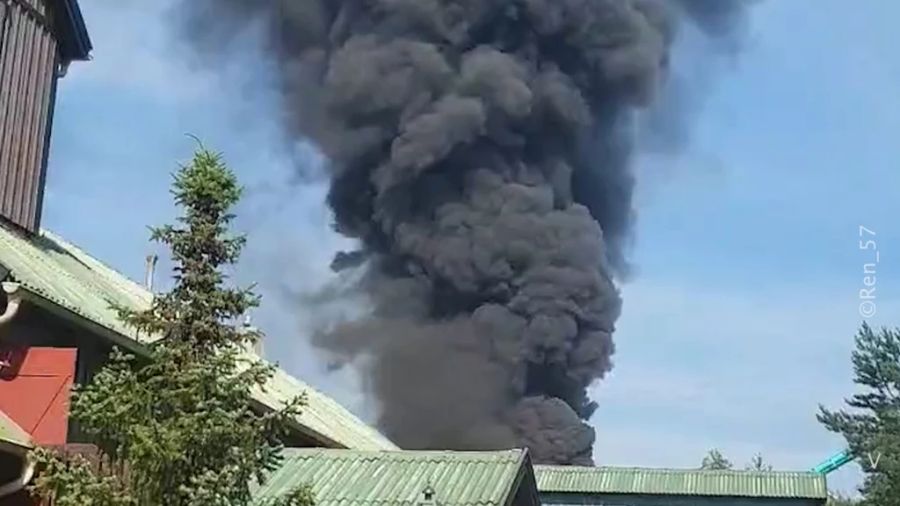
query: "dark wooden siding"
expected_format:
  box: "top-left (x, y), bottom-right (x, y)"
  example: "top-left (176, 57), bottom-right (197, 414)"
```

top-left (0, 0), bottom-right (59, 232)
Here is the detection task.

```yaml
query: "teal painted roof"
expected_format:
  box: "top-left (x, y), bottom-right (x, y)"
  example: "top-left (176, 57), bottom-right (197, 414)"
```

top-left (0, 409), bottom-right (31, 451)
top-left (535, 465), bottom-right (828, 499)
top-left (0, 226), bottom-right (154, 343)
top-left (0, 220), bottom-right (397, 452)
top-left (254, 448), bottom-right (530, 506)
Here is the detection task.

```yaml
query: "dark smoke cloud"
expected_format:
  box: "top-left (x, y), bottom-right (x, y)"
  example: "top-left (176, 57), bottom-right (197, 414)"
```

top-left (673, 0), bottom-right (754, 47)
top-left (640, 0), bottom-right (755, 155)
top-left (180, 0), bottom-right (754, 464)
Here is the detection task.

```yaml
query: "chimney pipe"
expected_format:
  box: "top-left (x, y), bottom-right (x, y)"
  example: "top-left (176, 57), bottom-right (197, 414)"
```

top-left (145, 255), bottom-right (158, 291)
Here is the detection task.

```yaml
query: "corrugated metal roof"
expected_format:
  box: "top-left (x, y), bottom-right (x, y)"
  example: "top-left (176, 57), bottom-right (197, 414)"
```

top-left (0, 220), bottom-right (397, 451)
top-left (254, 449), bottom-right (529, 506)
top-left (258, 368), bottom-right (399, 451)
top-left (0, 225), bottom-right (155, 342)
top-left (535, 465), bottom-right (827, 499)
top-left (0, 409), bottom-right (32, 450)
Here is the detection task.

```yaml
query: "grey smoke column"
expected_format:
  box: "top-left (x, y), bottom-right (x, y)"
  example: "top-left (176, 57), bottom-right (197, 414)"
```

top-left (184, 0), bottom-right (751, 465)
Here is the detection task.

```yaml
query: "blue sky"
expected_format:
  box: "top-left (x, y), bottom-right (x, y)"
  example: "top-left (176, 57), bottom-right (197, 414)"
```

top-left (42, 0), bottom-right (900, 494)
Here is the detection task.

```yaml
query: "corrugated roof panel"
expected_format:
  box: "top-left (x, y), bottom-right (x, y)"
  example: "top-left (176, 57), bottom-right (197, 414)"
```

top-left (253, 449), bottom-right (528, 506)
top-left (0, 225), bottom-right (154, 342)
top-left (535, 465), bottom-right (827, 499)
top-left (256, 367), bottom-right (399, 451)
top-left (0, 221), bottom-right (397, 451)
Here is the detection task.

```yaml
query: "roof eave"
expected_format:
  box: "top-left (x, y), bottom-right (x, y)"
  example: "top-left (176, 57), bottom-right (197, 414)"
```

top-left (57, 0), bottom-right (93, 62)
top-left (16, 288), bottom-right (149, 356)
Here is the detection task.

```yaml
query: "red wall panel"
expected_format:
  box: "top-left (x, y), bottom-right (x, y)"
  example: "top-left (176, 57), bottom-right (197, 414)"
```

top-left (0, 347), bottom-right (76, 445)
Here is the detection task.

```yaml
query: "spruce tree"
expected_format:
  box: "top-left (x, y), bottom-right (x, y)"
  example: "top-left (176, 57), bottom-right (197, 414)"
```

top-left (700, 449), bottom-right (733, 470)
top-left (828, 492), bottom-right (861, 506)
top-left (819, 323), bottom-right (900, 506)
top-left (744, 454), bottom-right (773, 471)
top-left (29, 148), bottom-right (313, 506)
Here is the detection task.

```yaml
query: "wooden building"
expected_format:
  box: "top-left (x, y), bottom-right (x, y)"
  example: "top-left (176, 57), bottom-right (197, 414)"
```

top-left (248, 453), bottom-right (830, 506)
top-left (0, 0), bottom-right (91, 233)
top-left (0, 225), bottom-right (398, 451)
top-left (253, 449), bottom-right (542, 506)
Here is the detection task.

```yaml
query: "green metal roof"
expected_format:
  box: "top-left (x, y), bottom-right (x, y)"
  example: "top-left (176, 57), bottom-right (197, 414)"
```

top-left (535, 465), bottom-right (828, 500)
top-left (254, 448), bottom-right (530, 506)
top-left (0, 410), bottom-right (32, 451)
top-left (0, 220), bottom-right (397, 452)
top-left (0, 226), bottom-right (154, 345)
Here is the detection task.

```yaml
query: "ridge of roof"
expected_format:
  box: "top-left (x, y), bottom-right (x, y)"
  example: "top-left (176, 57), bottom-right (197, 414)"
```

top-left (282, 447), bottom-right (526, 461)
top-left (0, 220), bottom-right (397, 451)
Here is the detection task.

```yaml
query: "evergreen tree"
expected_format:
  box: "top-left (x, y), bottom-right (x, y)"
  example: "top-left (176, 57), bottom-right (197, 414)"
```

top-left (745, 454), bottom-right (773, 471)
top-left (29, 149), bottom-right (313, 506)
top-left (701, 449), bottom-right (733, 470)
top-left (819, 323), bottom-right (900, 506)
top-left (828, 492), bottom-right (861, 506)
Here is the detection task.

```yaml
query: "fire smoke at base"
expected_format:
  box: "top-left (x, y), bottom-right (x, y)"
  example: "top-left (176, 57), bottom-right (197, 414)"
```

top-left (183, 0), bottom-right (751, 465)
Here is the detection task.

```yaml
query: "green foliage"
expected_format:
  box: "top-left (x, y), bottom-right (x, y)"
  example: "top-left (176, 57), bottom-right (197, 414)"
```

top-left (819, 323), bottom-right (900, 506)
top-left (29, 149), bottom-right (313, 506)
top-left (29, 448), bottom-right (133, 506)
top-left (828, 492), bottom-right (861, 506)
top-left (258, 486), bottom-right (317, 506)
top-left (700, 450), bottom-right (773, 472)
top-left (746, 453), bottom-right (773, 471)
top-left (700, 449), bottom-right (734, 470)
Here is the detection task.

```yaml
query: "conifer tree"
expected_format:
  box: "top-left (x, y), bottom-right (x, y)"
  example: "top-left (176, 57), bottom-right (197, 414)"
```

top-left (700, 449), bottom-right (733, 470)
top-left (819, 323), bottom-right (900, 506)
top-left (745, 454), bottom-right (773, 472)
top-left (29, 148), bottom-right (313, 506)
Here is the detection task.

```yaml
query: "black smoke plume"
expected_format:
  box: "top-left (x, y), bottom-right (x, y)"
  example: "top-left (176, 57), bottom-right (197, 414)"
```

top-left (182, 0), bottom-right (753, 465)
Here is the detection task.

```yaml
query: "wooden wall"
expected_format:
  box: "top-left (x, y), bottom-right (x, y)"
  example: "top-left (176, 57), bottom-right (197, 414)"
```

top-left (0, 0), bottom-right (59, 232)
